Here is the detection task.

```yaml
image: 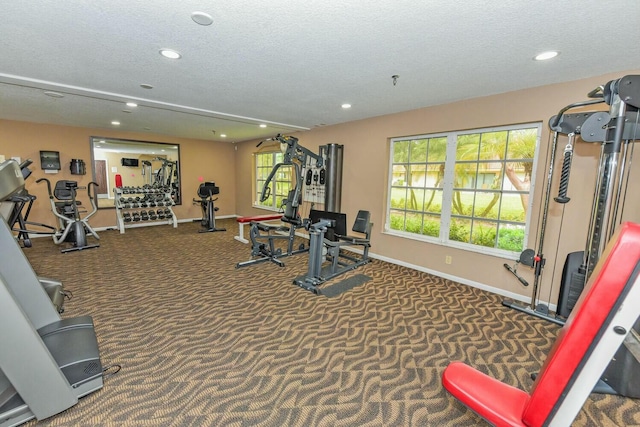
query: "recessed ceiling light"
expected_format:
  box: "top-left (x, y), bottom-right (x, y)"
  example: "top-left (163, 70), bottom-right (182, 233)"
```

top-left (140, 84), bottom-right (154, 89)
top-left (126, 102), bottom-right (138, 107)
top-left (534, 51), bottom-right (559, 61)
top-left (192, 11), bottom-right (213, 26)
top-left (44, 91), bottom-right (64, 98)
top-left (259, 124), bottom-right (267, 128)
top-left (220, 134), bottom-right (227, 138)
top-left (160, 49), bottom-right (182, 59)
top-left (341, 103), bottom-right (352, 109)
top-left (111, 121), bottom-right (121, 126)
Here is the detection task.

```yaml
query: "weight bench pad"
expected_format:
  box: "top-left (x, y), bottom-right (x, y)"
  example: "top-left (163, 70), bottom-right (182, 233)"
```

top-left (442, 362), bottom-right (529, 427)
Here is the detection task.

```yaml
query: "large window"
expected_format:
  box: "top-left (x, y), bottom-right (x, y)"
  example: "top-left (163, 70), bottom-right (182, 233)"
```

top-left (387, 123), bottom-right (540, 255)
top-left (255, 151), bottom-right (292, 210)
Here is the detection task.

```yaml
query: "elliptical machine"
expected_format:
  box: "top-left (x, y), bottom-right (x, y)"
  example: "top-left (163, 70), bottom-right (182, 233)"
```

top-left (7, 159), bottom-right (56, 247)
top-left (37, 178), bottom-right (100, 252)
top-left (193, 182), bottom-right (225, 233)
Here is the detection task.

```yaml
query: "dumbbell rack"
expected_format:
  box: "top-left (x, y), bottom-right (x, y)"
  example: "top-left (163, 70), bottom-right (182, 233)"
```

top-left (113, 186), bottom-right (177, 234)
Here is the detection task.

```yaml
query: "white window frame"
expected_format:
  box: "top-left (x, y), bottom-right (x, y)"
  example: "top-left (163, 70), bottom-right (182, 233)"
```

top-left (385, 123), bottom-right (541, 257)
top-left (254, 151), bottom-right (292, 211)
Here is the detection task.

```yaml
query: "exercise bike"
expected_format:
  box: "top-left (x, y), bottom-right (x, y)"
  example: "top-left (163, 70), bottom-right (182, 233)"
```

top-left (193, 182), bottom-right (225, 233)
top-left (37, 178), bottom-right (100, 253)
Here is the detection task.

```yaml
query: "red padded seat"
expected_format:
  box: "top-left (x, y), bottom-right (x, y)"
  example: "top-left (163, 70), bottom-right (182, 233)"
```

top-left (442, 222), bottom-right (640, 427)
top-left (236, 214), bottom-right (283, 224)
top-left (442, 362), bottom-right (529, 427)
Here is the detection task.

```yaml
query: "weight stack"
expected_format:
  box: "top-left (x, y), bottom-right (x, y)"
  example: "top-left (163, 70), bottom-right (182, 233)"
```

top-left (556, 251), bottom-right (586, 318)
top-left (324, 143), bottom-right (343, 212)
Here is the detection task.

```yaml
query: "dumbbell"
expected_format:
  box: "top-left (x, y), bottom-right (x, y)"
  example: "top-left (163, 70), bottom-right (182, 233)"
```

top-left (164, 209), bottom-right (171, 218)
top-left (149, 211), bottom-right (158, 220)
top-left (132, 212), bottom-right (141, 222)
top-left (156, 209), bottom-right (165, 219)
top-left (141, 210), bottom-right (149, 221)
top-left (122, 212), bottom-right (132, 222)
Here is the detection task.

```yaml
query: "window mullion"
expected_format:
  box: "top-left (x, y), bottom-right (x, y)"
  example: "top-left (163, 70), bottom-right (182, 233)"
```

top-left (439, 133), bottom-right (457, 243)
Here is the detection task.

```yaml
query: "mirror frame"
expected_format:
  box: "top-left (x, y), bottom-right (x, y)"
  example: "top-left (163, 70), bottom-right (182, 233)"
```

top-left (90, 137), bottom-right (182, 209)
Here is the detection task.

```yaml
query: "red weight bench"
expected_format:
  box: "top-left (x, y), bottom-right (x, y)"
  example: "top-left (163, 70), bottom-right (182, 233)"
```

top-left (234, 214), bottom-right (284, 244)
top-left (442, 221), bottom-right (640, 427)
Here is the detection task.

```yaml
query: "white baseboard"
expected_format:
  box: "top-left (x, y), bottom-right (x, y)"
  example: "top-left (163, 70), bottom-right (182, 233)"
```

top-left (365, 250), bottom-right (556, 310)
top-left (93, 215), bottom-right (238, 232)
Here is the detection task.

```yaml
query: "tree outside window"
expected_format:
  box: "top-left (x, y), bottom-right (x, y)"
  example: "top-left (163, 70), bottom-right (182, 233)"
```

top-left (388, 124), bottom-right (540, 254)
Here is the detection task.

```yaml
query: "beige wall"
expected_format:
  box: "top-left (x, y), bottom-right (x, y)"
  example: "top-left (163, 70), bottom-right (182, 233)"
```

top-left (234, 69), bottom-right (640, 304)
top-left (0, 120), bottom-right (237, 228)
top-left (2, 69), bottom-right (639, 306)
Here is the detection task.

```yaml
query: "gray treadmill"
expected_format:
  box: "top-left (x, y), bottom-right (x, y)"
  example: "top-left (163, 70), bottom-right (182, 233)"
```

top-left (0, 159), bottom-right (103, 426)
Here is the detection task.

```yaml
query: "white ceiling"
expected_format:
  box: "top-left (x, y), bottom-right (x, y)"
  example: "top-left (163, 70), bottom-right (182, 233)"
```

top-left (1, 1), bottom-right (639, 143)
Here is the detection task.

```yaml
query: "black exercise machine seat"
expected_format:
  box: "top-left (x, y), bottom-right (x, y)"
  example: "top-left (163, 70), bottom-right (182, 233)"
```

top-left (193, 181), bottom-right (225, 233)
top-left (53, 180), bottom-right (82, 209)
top-left (197, 181), bottom-right (219, 199)
top-left (328, 210), bottom-right (372, 246)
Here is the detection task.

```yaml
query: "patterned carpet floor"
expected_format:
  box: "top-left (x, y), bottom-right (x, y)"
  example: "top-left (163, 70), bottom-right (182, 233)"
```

top-left (21, 218), bottom-right (640, 426)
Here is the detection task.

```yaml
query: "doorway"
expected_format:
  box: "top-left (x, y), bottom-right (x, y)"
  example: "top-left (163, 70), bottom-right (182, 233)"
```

top-left (93, 160), bottom-right (108, 197)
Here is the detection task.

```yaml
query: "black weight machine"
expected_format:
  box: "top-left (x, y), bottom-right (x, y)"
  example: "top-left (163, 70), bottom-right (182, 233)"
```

top-left (153, 157), bottom-right (179, 202)
top-left (37, 178), bottom-right (100, 253)
top-left (236, 134), bottom-right (324, 268)
top-left (503, 75), bottom-right (640, 398)
top-left (293, 209), bottom-right (372, 294)
top-left (503, 75), bottom-right (640, 324)
top-left (193, 182), bottom-right (225, 233)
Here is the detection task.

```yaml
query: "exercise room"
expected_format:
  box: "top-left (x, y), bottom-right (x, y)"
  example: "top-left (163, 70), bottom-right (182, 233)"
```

top-left (1, 2), bottom-right (640, 426)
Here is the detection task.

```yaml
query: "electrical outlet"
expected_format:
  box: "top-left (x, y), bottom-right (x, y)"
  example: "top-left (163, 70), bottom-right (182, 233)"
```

top-left (445, 255), bottom-right (452, 265)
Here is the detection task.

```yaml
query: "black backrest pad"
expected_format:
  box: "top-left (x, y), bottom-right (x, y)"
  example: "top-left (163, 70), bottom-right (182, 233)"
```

top-left (54, 180), bottom-right (78, 200)
top-left (198, 182), bottom-right (219, 198)
top-left (283, 189), bottom-right (301, 220)
top-left (353, 210), bottom-right (370, 234)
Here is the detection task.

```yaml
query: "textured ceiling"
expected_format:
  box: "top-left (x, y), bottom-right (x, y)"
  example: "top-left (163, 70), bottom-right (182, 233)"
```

top-left (1, 1), bottom-right (639, 143)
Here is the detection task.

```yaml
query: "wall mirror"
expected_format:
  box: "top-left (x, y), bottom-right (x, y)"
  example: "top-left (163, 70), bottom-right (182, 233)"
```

top-left (90, 137), bottom-right (181, 209)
